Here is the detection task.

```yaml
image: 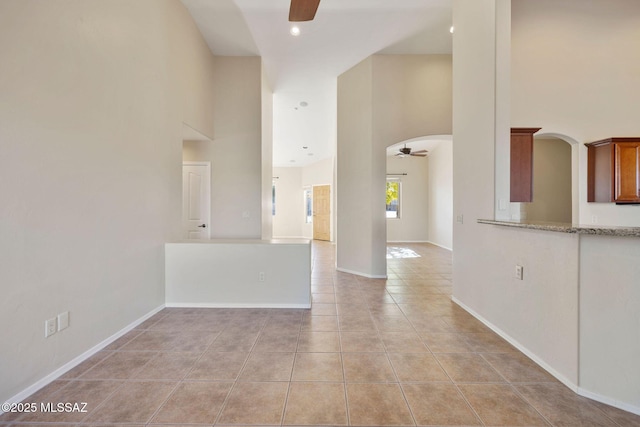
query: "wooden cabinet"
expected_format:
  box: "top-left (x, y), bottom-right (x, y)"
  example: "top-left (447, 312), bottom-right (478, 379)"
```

top-left (510, 127), bottom-right (541, 202)
top-left (586, 138), bottom-right (640, 203)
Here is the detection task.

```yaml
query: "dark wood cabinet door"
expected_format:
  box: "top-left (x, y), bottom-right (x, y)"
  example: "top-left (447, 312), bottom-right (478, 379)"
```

top-left (586, 138), bottom-right (640, 203)
top-left (510, 127), bottom-right (541, 202)
top-left (615, 142), bottom-right (640, 203)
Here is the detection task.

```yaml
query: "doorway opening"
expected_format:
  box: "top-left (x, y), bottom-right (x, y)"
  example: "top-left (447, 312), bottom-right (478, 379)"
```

top-left (181, 123), bottom-right (214, 240)
top-left (528, 136), bottom-right (573, 223)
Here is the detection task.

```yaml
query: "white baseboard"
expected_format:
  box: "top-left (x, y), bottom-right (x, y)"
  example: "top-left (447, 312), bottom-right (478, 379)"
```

top-left (165, 302), bottom-right (311, 309)
top-left (452, 297), bottom-right (578, 391)
top-left (385, 240), bottom-right (453, 251)
top-left (335, 267), bottom-right (387, 279)
top-left (578, 387), bottom-right (640, 416)
top-left (452, 297), bottom-right (640, 416)
top-left (426, 241), bottom-right (453, 251)
top-left (1, 305), bottom-right (165, 411)
top-left (386, 240), bottom-right (430, 243)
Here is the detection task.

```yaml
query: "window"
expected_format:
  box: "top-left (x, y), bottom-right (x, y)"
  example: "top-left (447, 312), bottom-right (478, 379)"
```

top-left (304, 188), bottom-right (313, 223)
top-left (272, 182), bottom-right (276, 216)
top-left (386, 178), bottom-right (400, 219)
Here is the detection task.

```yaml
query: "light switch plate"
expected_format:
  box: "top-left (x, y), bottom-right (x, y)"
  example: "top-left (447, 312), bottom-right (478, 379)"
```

top-left (58, 311), bottom-right (69, 331)
top-left (515, 265), bottom-right (524, 280)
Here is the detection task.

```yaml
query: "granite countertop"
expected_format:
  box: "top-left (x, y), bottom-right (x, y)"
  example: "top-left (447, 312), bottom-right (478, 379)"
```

top-left (477, 219), bottom-right (640, 237)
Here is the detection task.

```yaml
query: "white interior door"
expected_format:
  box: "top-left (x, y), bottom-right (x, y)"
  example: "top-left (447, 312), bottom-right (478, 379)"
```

top-left (182, 162), bottom-right (211, 239)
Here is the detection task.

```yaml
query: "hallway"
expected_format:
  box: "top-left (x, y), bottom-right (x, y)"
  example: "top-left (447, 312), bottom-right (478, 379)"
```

top-left (1, 241), bottom-right (638, 426)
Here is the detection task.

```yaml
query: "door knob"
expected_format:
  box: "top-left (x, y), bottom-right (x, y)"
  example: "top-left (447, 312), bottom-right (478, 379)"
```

top-left (198, 224), bottom-right (207, 228)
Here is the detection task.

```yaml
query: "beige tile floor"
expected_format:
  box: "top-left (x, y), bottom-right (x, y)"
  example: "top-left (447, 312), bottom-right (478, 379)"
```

top-left (2, 241), bottom-right (640, 426)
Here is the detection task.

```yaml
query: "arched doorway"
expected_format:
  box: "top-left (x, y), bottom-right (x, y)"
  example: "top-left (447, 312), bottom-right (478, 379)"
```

top-left (385, 135), bottom-right (453, 250)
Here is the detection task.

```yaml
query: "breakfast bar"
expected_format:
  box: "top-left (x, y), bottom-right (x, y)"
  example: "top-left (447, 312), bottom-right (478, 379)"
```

top-left (476, 219), bottom-right (640, 413)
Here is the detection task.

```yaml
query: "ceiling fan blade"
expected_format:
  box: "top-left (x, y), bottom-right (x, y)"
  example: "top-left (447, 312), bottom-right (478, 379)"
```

top-left (289, 0), bottom-right (320, 22)
top-left (411, 153), bottom-right (428, 157)
top-left (412, 150), bottom-right (428, 154)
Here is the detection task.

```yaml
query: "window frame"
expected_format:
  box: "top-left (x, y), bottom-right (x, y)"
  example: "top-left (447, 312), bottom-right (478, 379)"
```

top-left (303, 187), bottom-right (313, 223)
top-left (386, 177), bottom-right (401, 219)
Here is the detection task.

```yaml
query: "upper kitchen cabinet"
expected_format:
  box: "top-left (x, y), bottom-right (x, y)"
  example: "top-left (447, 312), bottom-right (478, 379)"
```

top-left (510, 127), bottom-right (541, 202)
top-left (586, 137), bottom-right (640, 204)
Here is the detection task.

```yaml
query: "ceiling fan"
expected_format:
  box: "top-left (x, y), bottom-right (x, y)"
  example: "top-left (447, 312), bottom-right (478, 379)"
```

top-left (396, 145), bottom-right (428, 157)
top-left (289, 0), bottom-right (321, 22)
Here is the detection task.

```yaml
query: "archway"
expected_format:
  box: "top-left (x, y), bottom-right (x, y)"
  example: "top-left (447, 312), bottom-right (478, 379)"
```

top-left (385, 135), bottom-right (453, 250)
top-left (531, 132), bottom-right (579, 223)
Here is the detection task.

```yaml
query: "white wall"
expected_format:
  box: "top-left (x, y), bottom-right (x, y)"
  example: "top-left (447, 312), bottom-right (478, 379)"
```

top-left (261, 64), bottom-right (274, 239)
top-left (210, 56), bottom-right (263, 238)
top-left (372, 55), bottom-right (453, 147)
top-left (337, 58), bottom-right (379, 276)
top-left (337, 55), bottom-right (452, 277)
top-left (386, 157), bottom-right (429, 242)
top-left (272, 167), bottom-right (304, 238)
top-left (511, 0), bottom-right (640, 227)
top-left (579, 235), bottom-right (640, 411)
top-left (0, 0), bottom-right (216, 402)
top-left (427, 142), bottom-right (453, 250)
top-left (528, 138), bottom-right (572, 223)
top-left (452, 0), bottom-right (500, 307)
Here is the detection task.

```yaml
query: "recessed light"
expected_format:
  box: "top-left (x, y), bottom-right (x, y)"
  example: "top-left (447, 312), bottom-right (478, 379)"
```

top-left (290, 26), bottom-right (301, 36)
top-left (299, 101), bottom-right (308, 107)
top-left (308, 153), bottom-right (314, 156)
top-left (303, 146), bottom-right (308, 149)
top-left (290, 159), bottom-right (296, 163)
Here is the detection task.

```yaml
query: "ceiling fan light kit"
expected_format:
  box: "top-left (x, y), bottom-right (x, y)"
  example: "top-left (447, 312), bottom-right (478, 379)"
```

top-left (289, 0), bottom-right (321, 22)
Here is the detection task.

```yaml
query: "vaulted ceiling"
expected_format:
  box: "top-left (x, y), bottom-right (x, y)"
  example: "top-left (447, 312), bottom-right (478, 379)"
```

top-left (180, 0), bottom-right (453, 167)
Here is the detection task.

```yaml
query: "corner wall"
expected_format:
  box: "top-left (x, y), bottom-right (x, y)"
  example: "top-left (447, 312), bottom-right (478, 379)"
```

top-left (337, 58), bottom-right (378, 276)
top-left (337, 55), bottom-right (452, 277)
top-left (427, 142), bottom-right (453, 250)
top-left (0, 0), bottom-right (216, 402)
top-left (209, 56), bottom-right (263, 238)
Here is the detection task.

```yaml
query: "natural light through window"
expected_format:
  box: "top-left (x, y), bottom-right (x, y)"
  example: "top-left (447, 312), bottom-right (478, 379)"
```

top-left (386, 247), bottom-right (421, 259)
top-left (304, 188), bottom-right (312, 223)
top-left (386, 178), bottom-right (400, 219)
top-left (272, 182), bottom-right (276, 216)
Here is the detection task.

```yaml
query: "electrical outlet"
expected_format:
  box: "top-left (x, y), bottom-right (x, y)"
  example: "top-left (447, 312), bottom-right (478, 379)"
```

top-left (58, 311), bottom-right (69, 331)
top-left (259, 272), bottom-right (265, 282)
top-left (45, 318), bottom-right (57, 338)
top-left (515, 265), bottom-right (524, 280)
top-left (456, 214), bottom-right (464, 224)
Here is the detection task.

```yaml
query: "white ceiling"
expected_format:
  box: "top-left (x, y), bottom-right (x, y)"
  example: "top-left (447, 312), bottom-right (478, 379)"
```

top-left (180, 0), bottom-right (452, 167)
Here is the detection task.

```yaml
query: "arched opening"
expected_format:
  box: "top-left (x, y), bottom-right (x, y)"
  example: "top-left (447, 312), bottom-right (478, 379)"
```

top-left (385, 135), bottom-right (453, 250)
top-left (530, 132), bottom-right (579, 223)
